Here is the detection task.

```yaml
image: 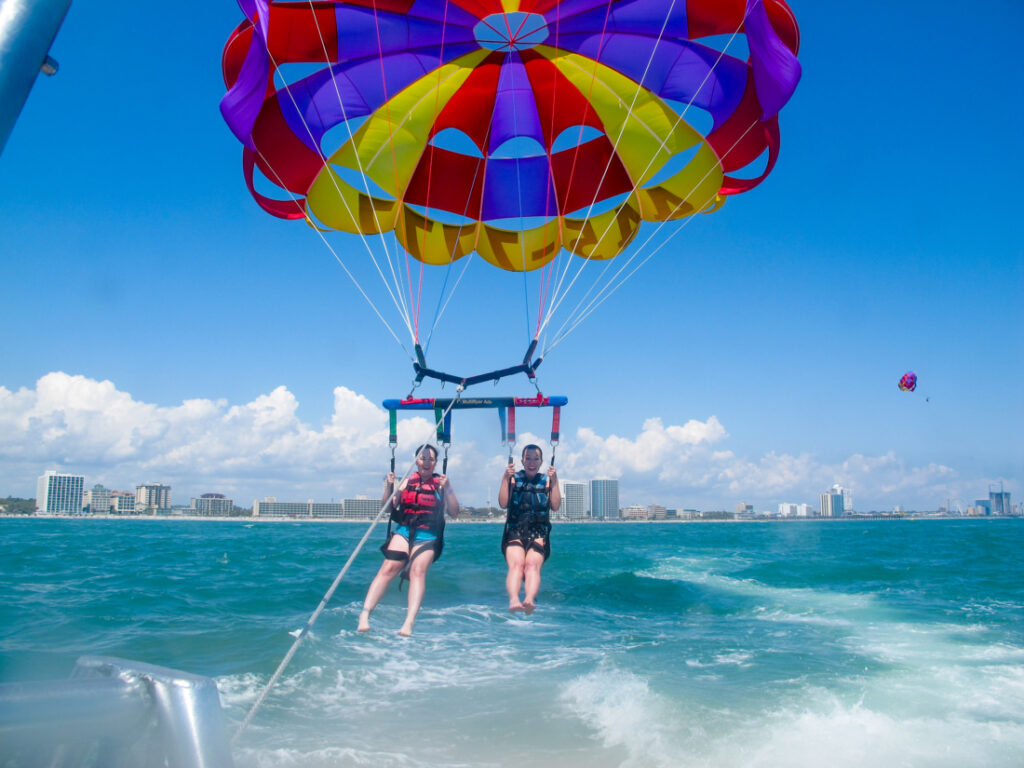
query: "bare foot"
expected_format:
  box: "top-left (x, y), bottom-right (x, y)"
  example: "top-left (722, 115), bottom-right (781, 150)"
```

top-left (357, 610), bottom-right (371, 632)
top-left (509, 602), bottom-right (524, 613)
top-left (522, 601), bottom-right (535, 615)
top-left (397, 625), bottom-right (413, 637)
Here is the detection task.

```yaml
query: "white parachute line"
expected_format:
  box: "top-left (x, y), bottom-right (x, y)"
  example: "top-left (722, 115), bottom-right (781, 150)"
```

top-left (545, 120), bottom-right (757, 352)
top-left (360, 64), bottom-right (472, 171)
top-left (540, 6), bottom-right (753, 343)
top-left (339, 56), bottom-right (491, 345)
top-left (542, 118), bottom-right (759, 357)
top-left (303, 0), bottom-right (416, 338)
top-left (539, 0), bottom-right (680, 326)
top-left (420, 19), bottom-right (501, 354)
top-left (254, 148), bottom-right (413, 357)
top-left (506, 50), bottom-right (536, 342)
top-left (404, 0), bottom-right (476, 353)
top-left (263, 44), bottom-right (416, 342)
top-left (540, 0), bottom-right (617, 315)
top-left (422, 251), bottom-right (478, 351)
top-left (540, 7), bottom-right (751, 338)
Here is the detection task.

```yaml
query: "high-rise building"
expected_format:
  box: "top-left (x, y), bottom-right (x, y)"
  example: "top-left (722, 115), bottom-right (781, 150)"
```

top-left (820, 489), bottom-right (844, 517)
top-left (83, 484), bottom-right (112, 514)
top-left (831, 484), bottom-right (852, 514)
top-left (796, 503), bottom-right (813, 517)
top-left (590, 479), bottom-right (619, 520)
top-left (647, 504), bottom-right (667, 520)
top-left (136, 483), bottom-right (172, 514)
top-left (192, 493), bottom-right (234, 516)
top-left (990, 487), bottom-right (1011, 516)
top-left (559, 481), bottom-right (588, 520)
top-left (36, 471), bottom-right (84, 514)
top-left (778, 503), bottom-right (799, 517)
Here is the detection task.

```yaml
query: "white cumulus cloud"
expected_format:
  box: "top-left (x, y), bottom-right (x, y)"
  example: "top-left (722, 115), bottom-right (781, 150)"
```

top-left (0, 373), bottom-right (990, 512)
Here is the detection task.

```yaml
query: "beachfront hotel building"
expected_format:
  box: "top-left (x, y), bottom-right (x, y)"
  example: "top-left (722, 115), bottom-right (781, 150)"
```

top-left (252, 498), bottom-right (346, 518)
top-left (136, 483), bottom-right (172, 514)
top-left (590, 479), bottom-right (620, 520)
top-left (647, 504), bottom-right (667, 520)
top-left (36, 471), bottom-right (84, 514)
top-left (622, 504), bottom-right (647, 520)
top-left (83, 484), bottom-right (112, 514)
top-left (192, 493), bottom-right (234, 516)
top-left (559, 481), bottom-right (588, 520)
top-left (343, 498), bottom-right (380, 520)
top-left (112, 490), bottom-right (135, 514)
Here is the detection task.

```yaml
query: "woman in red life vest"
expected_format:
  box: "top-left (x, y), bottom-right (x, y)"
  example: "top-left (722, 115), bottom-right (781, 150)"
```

top-left (358, 444), bottom-right (459, 636)
top-left (498, 444), bottom-right (560, 614)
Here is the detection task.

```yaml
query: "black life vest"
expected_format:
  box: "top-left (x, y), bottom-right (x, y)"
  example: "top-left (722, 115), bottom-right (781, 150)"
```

top-left (507, 470), bottom-right (550, 527)
top-left (501, 470), bottom-right (552, 560)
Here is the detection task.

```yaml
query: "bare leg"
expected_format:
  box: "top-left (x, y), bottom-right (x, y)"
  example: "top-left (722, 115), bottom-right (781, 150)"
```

top-left (522, 545), bottom-right (545, 614)
top-left (398, 545), bottom-right (435, 636)
top-left (359, 538), bottom-right (409, 631)
top-left (505, 544), bottom-right (526, 613)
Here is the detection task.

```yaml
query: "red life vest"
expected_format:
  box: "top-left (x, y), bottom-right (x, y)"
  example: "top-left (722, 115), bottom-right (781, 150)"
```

top-left (394, 473), bottom-right (442, 531)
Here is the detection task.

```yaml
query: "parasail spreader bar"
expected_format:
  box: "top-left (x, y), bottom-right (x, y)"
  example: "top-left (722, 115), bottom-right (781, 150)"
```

top-left (412, 341), bottom-right (543, 390)
top-left (383, 396), bottom-right (567, 411)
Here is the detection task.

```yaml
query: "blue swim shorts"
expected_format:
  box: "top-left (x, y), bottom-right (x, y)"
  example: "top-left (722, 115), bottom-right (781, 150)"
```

top-left (393, 524), bottom-right (437, 544)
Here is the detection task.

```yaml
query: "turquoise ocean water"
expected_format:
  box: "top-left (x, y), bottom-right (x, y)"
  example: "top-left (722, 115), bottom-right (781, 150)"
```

top-left (2, 518), bottom-right (1022, 767)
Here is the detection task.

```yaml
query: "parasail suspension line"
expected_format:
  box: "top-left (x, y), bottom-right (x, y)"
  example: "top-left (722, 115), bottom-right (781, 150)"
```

top-left (253, 148), bottom-right (413, 359)
top-left (539, 4), bottom-right (761, 355)
top-left (539, 2), bottom-right (754, 346)
top-left (265, 8), bottom-right (417, 340)
top-left (543, 117), bottom-right (760, 357)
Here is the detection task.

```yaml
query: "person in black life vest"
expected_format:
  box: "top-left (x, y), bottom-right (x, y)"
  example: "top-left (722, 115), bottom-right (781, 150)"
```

top-left (358, 444), bottom-right (459, 636)
top-left (498, 444), bottom-right (560, 614)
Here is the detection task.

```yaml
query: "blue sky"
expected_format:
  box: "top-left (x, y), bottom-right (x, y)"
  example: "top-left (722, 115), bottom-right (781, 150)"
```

top-left (1, 1), bottom-right (1021, 512)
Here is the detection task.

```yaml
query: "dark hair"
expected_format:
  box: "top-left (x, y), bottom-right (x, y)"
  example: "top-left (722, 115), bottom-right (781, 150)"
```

top-left (415, 444), bottom-right (438, 460)
top-left (521, 444), bottom-right (543, 460)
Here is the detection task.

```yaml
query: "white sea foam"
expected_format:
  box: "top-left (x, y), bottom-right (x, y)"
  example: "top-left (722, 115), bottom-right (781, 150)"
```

top-left (560, 664), bottom-right (1024, 768)
top-left (708, 691), bottom-right (1024, 768)
top-left (640, 556), bottom-right (874, 614)
top-left (559, 665), bottom-right (682, 768)
top-left (590, 556), bottom-right (1024, 767)
top-left (234, 745), bottom-right (492, 768)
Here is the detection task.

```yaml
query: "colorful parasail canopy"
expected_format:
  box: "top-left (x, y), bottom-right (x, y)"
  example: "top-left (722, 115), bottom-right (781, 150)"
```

top-left (899, 371), bottom-right (917, 392)
top-left (220, 0), bottom-right (801, 273)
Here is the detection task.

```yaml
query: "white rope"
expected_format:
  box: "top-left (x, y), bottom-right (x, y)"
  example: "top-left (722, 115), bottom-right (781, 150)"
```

top-left (539, 0), bottom-right (683, 331)
top-left (258, 5), bottom-right (416, 342)
top-left (303, 0), bottom-right (418, 336)
top-left (542, 118), bottom-right (760, 357)
top-left (254, 149), bottom-right (412, 355)
top-left (233, 389), bottom-right (464, 743)
top-left (540, 2), bottom-right (756, 343)
top-left (536, 2), bottom-right (765, 359)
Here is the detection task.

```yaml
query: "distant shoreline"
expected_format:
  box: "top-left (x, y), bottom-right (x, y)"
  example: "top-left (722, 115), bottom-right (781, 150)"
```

top-left (1, 513), bottom-right (1017, 524)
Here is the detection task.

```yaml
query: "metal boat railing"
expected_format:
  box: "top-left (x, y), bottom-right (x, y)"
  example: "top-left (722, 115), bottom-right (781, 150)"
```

top-left (0, 655), bottom-right (234, 767)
